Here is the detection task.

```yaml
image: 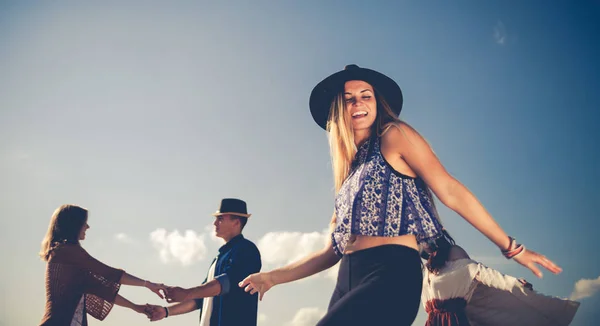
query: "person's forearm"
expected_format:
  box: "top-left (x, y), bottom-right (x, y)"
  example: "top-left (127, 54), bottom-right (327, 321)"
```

top-left (119, 272), bottom-right (148, 287)
top-left (270, 246), bottom-right (339, 285)
top-left (186, 279), bottom-right (222, 299)
top-left (167, 299), bottom-right (199, 316)
top-left (446, 180), bottom-right (511, 250)
top-left (114, 294), bottom-right (139, 312)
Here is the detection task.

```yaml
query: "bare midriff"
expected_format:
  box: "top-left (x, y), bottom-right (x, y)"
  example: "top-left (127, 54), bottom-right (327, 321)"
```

top-left (344, 233), bottom-right (418, 254)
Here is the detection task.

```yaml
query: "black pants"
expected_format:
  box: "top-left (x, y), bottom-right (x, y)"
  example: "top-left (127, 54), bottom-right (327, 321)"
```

top-left (317, 244), bottom-right (423, 326)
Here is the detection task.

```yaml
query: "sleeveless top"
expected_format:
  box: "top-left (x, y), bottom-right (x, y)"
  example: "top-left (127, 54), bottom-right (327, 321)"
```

top-left (331, 134), bottom-right (444, 256)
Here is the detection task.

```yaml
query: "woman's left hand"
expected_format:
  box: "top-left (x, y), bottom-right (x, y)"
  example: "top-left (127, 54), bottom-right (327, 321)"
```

top-left (513, 248), bottom-right (562, 278)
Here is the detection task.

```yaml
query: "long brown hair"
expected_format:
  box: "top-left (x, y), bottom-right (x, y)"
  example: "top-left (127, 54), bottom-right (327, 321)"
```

top-left (422, 229), bottom-right (456, 274)
top-left (327, 86), bottom-right (402, 192)
top-left (39, 204), bottom-right (88, 261)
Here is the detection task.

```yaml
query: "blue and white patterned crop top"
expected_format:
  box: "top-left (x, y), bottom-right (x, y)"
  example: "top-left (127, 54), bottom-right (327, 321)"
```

top-left (331, 134), bottom-right (444, 257)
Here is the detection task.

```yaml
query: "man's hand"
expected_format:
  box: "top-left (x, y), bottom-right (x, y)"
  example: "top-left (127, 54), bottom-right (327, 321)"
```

top-left (144, 304), bottom-right (167, 321)
top-left (164, 286), bottom-right (190, 303)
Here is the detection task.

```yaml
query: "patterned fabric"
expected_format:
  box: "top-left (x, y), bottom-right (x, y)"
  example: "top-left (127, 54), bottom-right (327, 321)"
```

top-left (40, 244), bottom-right (124, 326)
top-left (332, 135), bottom-right (444, 256)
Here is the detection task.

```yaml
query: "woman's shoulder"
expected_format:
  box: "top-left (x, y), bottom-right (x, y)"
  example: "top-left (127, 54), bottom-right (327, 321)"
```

top-left (49, 243), bottom-right (88, 263)
top-left (381, 121), bottom-right (424, 148)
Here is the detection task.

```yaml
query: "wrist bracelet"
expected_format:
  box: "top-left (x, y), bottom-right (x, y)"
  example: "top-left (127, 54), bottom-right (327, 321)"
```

top-left (511, 245), bottom-right (526, 259)
top-left (164, 306), bottom-right (169, 318)
top-left (503, 243), bottom-right (525, 259)
top-left (501, 236), bottom-right (516, 253)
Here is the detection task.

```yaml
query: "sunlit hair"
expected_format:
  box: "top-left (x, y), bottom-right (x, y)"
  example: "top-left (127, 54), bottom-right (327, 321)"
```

top-left (327, 85), bottom-right (402, 192)
top-left (39, 204), bottom-right (88, 261)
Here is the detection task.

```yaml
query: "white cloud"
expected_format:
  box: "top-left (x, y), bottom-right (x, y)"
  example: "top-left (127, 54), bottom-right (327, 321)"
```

top-left (258, 313), bottom-right (268, 325)
top-left (286, 307), bottom-right (326, 326)
top-left (257, 229), bottom-right (328, 266)
top-left (114, 233), bottom-right (135, 244)
top-left (570, 275), bottom-right (600, 301)
top-left (149, 228), bottom-right (207, 266)
top-left (493, 20), bottom-right (507, 45)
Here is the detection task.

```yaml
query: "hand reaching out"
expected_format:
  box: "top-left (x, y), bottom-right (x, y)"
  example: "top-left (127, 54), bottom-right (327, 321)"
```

top-left (238, 272), bottom-right (274, 301)
top-left (513, 248), bottom-right (562, 278)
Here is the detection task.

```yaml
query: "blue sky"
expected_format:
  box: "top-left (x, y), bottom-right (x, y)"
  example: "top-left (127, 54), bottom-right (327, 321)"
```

top-left (1, 1), bottom-right (598, 325)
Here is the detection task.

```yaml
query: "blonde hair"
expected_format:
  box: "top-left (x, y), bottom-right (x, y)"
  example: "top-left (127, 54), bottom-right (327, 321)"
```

top-left (39, 204), bottom-right (88, 261)
top-left (327, 88), bottom-right (402, 192)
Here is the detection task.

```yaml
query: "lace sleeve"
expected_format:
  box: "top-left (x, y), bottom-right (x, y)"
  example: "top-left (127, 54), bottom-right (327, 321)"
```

top-left (78, 250), bottom-right (125, 320)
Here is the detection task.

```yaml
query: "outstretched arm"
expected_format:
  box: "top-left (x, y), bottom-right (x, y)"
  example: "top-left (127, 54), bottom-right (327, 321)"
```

top-left (266, 239), bottom-right (339, 286)
top-left (388, 122), bottom-right (561, 277)
top-left (164, 279), bottom-right (222, 303)
top-left (120, 272), bottom-right (166, 299)
top-left (239, 214), bottom-right (341, 300)
top-left (145, 299), bottom-right (200, 321)
top-left (114, 294), bottom-right (148, 316)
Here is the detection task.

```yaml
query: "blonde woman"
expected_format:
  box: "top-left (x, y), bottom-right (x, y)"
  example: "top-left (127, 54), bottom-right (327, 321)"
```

top-left (240, 65), bottom-right (562, 325)
top-left (39, 204), bottom-right (165, 325)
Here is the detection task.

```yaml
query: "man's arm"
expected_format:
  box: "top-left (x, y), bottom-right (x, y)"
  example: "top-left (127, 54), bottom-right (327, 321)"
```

top-left (147, 299), bottom-right (200, 321)
top-left (165, 244), bottom-right (260, 303)
top-left (166, 279), bottom-right (222, 302)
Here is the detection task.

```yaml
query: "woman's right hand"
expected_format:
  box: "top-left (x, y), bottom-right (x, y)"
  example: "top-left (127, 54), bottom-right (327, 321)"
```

top-left (145, 281), bottom-right (166, 299)
top-left (239, 272), bottom-right (275, 301)
top-left (513, 248), bottom-right (562, 278)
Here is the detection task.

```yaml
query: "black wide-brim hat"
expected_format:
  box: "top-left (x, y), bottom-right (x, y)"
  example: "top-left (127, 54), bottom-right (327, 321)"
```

top-left (309, 64), bottom-right (403, 130)
top-left (212, 198), bottom-right (251, 218)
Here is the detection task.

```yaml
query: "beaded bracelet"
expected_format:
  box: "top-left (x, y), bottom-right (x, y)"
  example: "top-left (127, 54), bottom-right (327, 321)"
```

top-left (502, 236), bottom-right (516, 252)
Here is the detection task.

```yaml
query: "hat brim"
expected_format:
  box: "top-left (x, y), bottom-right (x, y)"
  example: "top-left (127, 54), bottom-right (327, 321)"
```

top-left (212, 212), bottom-right (251, 218)
top-left (309, 66), bottom-right (403, 130)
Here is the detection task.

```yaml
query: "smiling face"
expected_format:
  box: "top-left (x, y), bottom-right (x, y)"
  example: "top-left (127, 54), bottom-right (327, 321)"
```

top-left (344, 80), bottom-right (377, 132)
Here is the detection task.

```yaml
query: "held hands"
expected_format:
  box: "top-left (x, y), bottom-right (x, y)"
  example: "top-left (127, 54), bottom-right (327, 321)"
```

top-left (138, 281), bottom-right (170, 321)
top-left (163, 286), bottom-right (191, 303)
top-left (133, 304), bottom-right (153, 319)
top-left (238, 272), bottom-right (275, 301)
top-left (144, 304), bottom-right (167, 321)
top-left (145, 281), bottom-right (167, 299)
top-left (143, 280), bottom-right (190, 303)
